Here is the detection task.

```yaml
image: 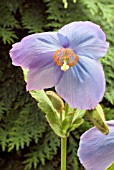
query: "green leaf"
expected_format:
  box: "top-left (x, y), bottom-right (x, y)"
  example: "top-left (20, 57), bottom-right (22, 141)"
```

top-left (61, 111), bottom-right (84, 136)
top-left (64, 103), bottom-right (74, 116)
top-left (68, 118), bottom-right (84, 132)
top-left (106, 162), bottom-right (114, 170)
top-left (61, 105), bottom-right (85, 136)
top-left (61, 113), bottom-right (74, 135)
top-left (30, 90), bottom-right (66, 138)
top-left (72, 109), bottom-right (86, 122)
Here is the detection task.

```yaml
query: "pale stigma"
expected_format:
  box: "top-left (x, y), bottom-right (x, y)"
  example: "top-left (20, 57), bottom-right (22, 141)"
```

top-left (61, 60), bottom-right (69, 72)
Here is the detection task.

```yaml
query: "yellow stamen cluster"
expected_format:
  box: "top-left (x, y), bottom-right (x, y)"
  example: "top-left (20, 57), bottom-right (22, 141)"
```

top-left (53, 48), bottom-right (79, 72)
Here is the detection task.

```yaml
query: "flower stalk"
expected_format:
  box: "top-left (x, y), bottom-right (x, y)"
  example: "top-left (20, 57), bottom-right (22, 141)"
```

top-left (61, 103), bottom-right (67, 170)
top-left (61, 137), bottom-right (67, 170)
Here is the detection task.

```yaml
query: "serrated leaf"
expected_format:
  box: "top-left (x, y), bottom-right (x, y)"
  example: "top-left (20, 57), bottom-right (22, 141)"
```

top-left (30, 90), bottom-right (66, 137)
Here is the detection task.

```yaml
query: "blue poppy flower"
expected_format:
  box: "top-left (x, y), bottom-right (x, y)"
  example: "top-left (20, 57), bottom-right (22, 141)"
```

top-left (9, 21), bottom-right (109, 110)
top-left (77, 120), bottom-right (114, 170)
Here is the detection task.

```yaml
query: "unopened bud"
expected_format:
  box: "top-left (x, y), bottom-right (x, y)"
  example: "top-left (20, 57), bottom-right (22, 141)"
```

top-left (87, 104), bottom-right (109, 135)
top-left (46, 91), bottom-right (64, 113)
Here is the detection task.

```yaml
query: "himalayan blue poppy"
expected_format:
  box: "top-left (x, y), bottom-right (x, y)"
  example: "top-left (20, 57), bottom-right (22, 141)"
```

top-left (77, 121), bottom-right (114, 170)
top-left (9, 21), bottom-right (109, 110)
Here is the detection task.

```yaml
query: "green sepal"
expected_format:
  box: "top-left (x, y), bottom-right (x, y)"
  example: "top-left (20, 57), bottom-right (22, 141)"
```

top-left (30, 90), bottom-right (66, 138)
top-left (87, 104), bottom-right (109, 135)
top-left (106, 162), bottom-right (114, 170)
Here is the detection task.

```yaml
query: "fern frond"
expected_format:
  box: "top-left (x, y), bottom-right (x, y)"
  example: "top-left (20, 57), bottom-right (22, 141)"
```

top-left (0, 27), bottom-right (18, 44)
top-left (0, 128), bottom-right (8, 151)
top-left (21, 0), bottom-right (47, 33)
top-left (23, 130), bottom-right (60, 170)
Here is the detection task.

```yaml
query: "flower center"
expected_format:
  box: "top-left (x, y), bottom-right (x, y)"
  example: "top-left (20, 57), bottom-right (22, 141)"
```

top-left (53, 48), bottom-right (79, 72)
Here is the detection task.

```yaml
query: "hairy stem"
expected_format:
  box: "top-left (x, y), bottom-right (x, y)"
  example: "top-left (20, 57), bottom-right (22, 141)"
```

top-left (61, 137), bottom-right (67, 170)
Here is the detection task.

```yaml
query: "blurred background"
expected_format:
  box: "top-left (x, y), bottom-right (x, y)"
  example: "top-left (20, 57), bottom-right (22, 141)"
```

top-left (0, 0), bottom-right (114, 169)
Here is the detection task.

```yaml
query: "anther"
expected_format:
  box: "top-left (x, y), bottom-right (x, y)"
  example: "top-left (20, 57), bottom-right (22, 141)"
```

top-left (53, 48), bottom-right (79, 72)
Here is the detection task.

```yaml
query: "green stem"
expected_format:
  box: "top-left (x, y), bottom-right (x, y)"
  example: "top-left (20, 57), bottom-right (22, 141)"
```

top-left (65, 102), bottom-right (69, 116)
top-left (61, 137), bottom-right (67, 170)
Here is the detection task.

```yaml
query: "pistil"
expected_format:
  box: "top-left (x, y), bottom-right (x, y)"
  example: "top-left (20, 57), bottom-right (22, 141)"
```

top-left (61, 59), bottom-right (69, 72)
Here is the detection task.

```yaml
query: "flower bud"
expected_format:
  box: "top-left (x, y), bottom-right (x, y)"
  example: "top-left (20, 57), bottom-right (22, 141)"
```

top-left (87, 104), bottom-right (109, 135)
top-left (46, 91), bottom-right (64, 113)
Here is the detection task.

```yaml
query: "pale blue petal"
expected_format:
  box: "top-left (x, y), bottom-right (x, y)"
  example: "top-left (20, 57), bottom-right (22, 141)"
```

top-left (77, 121), bottom-right (114, 170)
top-left (55, 56), bottom-right (105, 110)
top-left (10, 32), bottom-right (62, 69)
top-left (27, 63), bottom-right (63, 90)
top-left (27, 51), bottom-right (54, 70)
top-left (58, 21), bottom-right (109, 59)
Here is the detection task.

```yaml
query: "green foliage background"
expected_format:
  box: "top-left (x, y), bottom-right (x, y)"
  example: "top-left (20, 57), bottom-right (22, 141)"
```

top-left (0, 0), bottom-right (114, 169)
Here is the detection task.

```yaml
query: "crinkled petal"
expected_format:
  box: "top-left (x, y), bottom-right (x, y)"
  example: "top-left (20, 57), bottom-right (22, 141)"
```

top-left (58, 21), bottom-right (109, 59)
top-left (77, 121), bottom-right (114, 170)
top-left (55, 56), bottom-right (105, 110)
top-left (27, 62), bottom-right (63, 90)
top-left (57, 33), bottom-right (69, 48)
top-left (10, 32), bottom-right (62, 69)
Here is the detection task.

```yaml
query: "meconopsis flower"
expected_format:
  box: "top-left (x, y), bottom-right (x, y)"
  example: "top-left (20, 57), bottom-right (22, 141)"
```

top-left (77, 121), bottom-right (114, 170)
top-left (9, 21), bottom-right (109, 110)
